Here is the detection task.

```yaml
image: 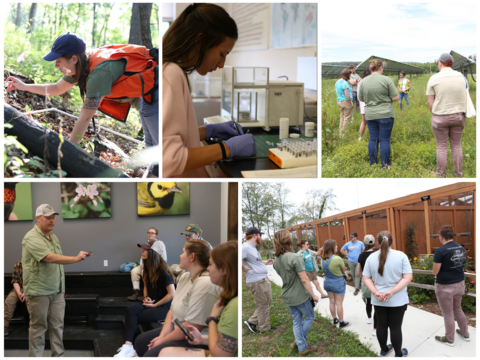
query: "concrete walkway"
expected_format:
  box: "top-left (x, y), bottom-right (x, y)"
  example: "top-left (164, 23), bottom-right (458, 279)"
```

top-left (266, 265), bottom-right (476, 357)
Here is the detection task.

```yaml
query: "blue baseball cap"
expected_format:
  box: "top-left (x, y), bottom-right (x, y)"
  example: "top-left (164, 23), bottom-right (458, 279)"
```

top-left (43, 32), bottom-right (86, 61)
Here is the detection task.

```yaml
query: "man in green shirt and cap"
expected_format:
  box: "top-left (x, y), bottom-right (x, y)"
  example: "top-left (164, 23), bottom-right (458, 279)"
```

top-left (22, 204), bottom-right (92, 357)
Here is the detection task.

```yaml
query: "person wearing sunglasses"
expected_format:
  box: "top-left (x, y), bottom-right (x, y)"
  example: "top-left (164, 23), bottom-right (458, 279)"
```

top-left (128, 227), bottom-right (167, 301)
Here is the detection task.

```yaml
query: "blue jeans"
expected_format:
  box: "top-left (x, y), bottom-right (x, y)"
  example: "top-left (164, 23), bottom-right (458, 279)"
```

top-left (366, 118), bottom-right (394, 167)
top-left (288, 299), bottom-right (315, 352)
top-left (399, 92), bottom-right (409, 109)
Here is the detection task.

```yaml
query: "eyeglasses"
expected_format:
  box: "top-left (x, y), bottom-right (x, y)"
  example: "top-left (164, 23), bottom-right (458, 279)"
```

top-left (147, 232), bottom-right (156, 235)
top-left (350, 236), bottom-right (354, 239)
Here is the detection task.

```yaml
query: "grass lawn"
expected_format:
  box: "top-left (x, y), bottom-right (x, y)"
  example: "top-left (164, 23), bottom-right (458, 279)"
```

top-left (321, 74), bottom-right (476, 178)
top-left (242, 274), bottom-right (378, 357)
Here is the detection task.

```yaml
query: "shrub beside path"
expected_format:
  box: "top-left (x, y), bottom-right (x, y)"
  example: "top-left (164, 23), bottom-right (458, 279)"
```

top-left (267, 265), bottom-right (476, 357)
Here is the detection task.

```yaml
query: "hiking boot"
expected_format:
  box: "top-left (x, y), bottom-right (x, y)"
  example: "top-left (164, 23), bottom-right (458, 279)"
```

top-left (395, 348), bottom-right (408, 357)
top-left (435, 336), bottom-right (454, 347)
top-left (298, 347), bottom-right (314, 355)
top-left (127, 289), bottom-right (141, 301)
top-left (380, 344), bottom-right (393, 357)
top-left (456, 329), bottom-right (470, 341)
top-left (290, 341), bottom-right (297, 349)
top-left (339, 321), bottom-right (350, 329)
top-left (333, 318), bottom-right (339, 326)
top-left (353, 289), bottom-right (359, 296)
top-left (244, 320), bottom-right (257, 333)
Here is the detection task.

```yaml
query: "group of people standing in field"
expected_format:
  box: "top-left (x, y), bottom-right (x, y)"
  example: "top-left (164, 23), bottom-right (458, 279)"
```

top-left (334, 52), bottom-right (474, 178)
top-left (243, 225), bottom-right (470, 357)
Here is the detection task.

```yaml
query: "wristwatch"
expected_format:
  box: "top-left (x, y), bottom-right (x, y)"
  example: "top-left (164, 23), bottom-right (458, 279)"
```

top-left (205, 316), bottom-right (220, 325)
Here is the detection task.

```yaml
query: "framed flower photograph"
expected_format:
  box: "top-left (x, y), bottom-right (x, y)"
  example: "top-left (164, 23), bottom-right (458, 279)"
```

top-left (61, 182), bottom-right (111, 219)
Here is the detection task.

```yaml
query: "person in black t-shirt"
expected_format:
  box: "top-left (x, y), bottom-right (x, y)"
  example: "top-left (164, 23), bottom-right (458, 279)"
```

top-left (357, 235), bottom-right (378, 336)
top-left (115, 240), bottom-right (175, 357)
top-left (432, 225), bottom-right (470, 346)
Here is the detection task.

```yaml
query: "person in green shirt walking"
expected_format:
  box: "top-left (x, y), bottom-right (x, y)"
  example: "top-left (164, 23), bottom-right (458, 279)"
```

top-left (22, 204), bottom-right (91, 357)
top-left (273, 230), bottom-right (319, 356)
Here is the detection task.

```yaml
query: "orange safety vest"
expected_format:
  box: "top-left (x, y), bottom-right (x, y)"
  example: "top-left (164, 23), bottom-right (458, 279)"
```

top-left (87, 44), bottom-right (158, 122)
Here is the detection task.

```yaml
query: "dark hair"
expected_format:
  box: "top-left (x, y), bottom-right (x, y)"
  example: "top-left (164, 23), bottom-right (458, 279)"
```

top-left (350, 232), bottom-right (357, 238)
top-left (163, 3), bottom-right (238, 89)
top-left (349, 64), bottom-right (356, 70)
top-left (211, 241), bottom-right (237, 306)
top-left (184, 239), bottom-right (211, 270)
top-left (273, 230), bottom-right (293, 256)
top-left (298, 239), bottom-right (309, 247)
top-left (143, 249), bottom-right (172, 289)
top-left (400, 71), bottom-right (406, 75)
top-left (61, 52), bottom-right (90, 91)
top-left (439, 225), bottom-right (455, 240)
top-left (369, 59), bottom-right (383, 72)
top-left (322, 239), bottom-right (337, 260)
top-left (362, 66), bottom-right (372, 79)
top-left (377, 231), bottom-right (393, 276)
top-left (340, 68), bottom-right (351, 81)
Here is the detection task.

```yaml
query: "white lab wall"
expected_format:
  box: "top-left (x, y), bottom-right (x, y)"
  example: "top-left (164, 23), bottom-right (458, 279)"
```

top-left (172, 3), bottom-right (317, 82)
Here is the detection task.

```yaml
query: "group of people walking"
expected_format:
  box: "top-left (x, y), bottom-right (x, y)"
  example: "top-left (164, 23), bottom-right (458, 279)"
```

top-left (243, 225), bottom-right (471, 357)
top-left (334, 52), bottom-right (473, 177)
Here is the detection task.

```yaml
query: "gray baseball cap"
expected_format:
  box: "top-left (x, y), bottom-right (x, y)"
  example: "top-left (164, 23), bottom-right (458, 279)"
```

top-left (364, 234), bottom-right (375, 246)
top-left (36, 204), bottom-right (59, 217)
top-left (438, 53), bottom-right (454, 66)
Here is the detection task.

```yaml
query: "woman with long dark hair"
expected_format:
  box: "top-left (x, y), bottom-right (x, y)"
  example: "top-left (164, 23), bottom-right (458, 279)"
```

top-left (133, 239), bottom-right (220, 357)
top-left (163, 3), bottom-right (256, 177)
top-left (363, 231), bottom-right (412, 357)
top-left (159, 241), bottom-right (238, 357)
top-left (115, 241), bottom-right (175, 357)
top-left (356, 234), bottom-right (377, 335)
top-left (357, 66), bottom-right (372, 140)
top-left (321, 239), bottom-right (351, 328)
top-left (6, 32), bottom-right (158, 150)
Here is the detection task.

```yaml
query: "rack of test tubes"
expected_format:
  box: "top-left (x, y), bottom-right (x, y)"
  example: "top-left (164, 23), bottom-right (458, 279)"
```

top-left (268, 139), bottom-right (317, 168)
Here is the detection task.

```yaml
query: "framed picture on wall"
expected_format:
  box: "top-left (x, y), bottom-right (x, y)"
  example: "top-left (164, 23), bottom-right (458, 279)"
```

top-left (137, 182), bottom-right (190, 216)
top-left (4, 182), bottom-right (33, 221)
top-left (61, 182), bottom-right (111, 219)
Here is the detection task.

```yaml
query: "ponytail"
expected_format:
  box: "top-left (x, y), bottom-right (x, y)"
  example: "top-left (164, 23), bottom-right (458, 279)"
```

top-left (377, 231), bottom-right (393, 276)
top-left (369, 59), bottom-right (384, 72)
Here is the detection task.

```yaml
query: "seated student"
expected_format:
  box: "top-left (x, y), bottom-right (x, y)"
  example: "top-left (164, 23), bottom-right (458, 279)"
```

top-left (115, 241), bottom-right (175, 357)
top-left (4, 260), bottom-right (24, 337)
top-left (129, 227), bottom-right (167, 301)
top-left (159, 241), bottom-right (238, 357)
top-left (134, 240), bottom-right (220, 357)
top-left (182, 224), bottom-right (213, 249)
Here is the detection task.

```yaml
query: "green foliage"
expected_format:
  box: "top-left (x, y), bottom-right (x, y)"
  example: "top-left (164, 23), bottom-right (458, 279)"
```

top-left (322, 74), bottom-right (476, 178)
top-left (405, 223), bottom-right (420, 259)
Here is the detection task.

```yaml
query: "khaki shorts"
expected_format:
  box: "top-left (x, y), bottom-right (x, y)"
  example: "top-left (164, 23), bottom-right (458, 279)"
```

top-left (306, 271), bottom-right (318, 282)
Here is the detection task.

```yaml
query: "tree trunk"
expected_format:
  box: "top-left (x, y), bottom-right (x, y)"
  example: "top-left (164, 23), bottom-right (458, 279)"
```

top-left (58, 3), bottom-right (64, 30)
top-left (92, 3), bottom-right (98, 47)
top-left (73, 3), bottom-right (82, 33)
top-left (15, 3), bottom-right (22, 28)
top-left (139, 3), bottom-right (153, 49)
top-left (27, 3), bottom-right (37, 33)
top-left (128, 3), bottom-right (142, 45)
top-left (4, 104), bottom-right (128, 178)
top-left (100, 3), bottom-right (114, 46)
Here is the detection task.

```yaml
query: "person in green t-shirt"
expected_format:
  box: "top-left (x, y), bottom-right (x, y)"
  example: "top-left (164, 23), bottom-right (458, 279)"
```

top-left (272, 230), bottom-right (319, 356)
top-left (158, 241), bottom-right (238, 357)
top-left (357, 59), bottom-right (399, 168)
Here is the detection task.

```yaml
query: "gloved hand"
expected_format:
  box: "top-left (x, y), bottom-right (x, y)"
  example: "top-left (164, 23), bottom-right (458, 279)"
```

top-left (224, 134), bottom-right (256, 158)
top-left (205, 121), bottom-right (244, 140)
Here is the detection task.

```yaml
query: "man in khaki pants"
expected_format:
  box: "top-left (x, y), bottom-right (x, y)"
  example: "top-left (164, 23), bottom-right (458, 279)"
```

top-left (22, 204), bottom-right (92, 357)
top-left (242, 227), bottom-right (276, 333)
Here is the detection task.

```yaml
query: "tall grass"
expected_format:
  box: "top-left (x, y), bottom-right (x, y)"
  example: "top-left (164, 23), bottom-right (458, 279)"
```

top-left (322, 74), bottom-right (476, 178)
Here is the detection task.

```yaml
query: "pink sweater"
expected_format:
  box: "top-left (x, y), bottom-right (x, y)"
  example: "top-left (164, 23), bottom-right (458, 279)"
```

top-left (162, 63), bottom-right (209, 178)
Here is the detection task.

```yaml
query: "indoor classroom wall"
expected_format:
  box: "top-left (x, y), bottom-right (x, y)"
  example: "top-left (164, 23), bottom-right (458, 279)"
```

top-left (4, 182), bottom-right (222, 272)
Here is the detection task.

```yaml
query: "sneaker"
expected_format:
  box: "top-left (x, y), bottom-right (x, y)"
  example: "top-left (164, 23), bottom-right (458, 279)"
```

top-left (353, 289), bottom-right (359, 296)
top-left (456, 329), bottom-right (470, 341)
top-left (395, 348), bottom-right (408, 357)
top-left (298, 347), bottom-right (314, 355)
top-left (244, 320), bottom-right (257, 333)
top-left (358, 137), bottom-right (362, 141)
top-left (380, 344), bottom-right (393, 357)
top-left (339, 321), bottom-right (350, 329)
top-left (114, 344), bottom-right (137, 357)
top-left (367, 318), bottom-right (372, 324)
top-left (372, 329), bottom-right (377, 336)
top-left (435, 336), bottom-right (454, 347)
top-left (333, 318), bottom-right (339, 326)
top-left (290, 341), bottom-right (298, 349)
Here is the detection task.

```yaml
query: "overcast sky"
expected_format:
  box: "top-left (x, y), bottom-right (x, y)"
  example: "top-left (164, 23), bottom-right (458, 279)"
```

top-left (322, 1), bottom-right (476, 63)
top-left (283, 179), bottom-right (462, 218)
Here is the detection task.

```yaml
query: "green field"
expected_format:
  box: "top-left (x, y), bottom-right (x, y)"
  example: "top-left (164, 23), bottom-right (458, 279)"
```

top-left (321, 74), bottom-right (476, 178)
